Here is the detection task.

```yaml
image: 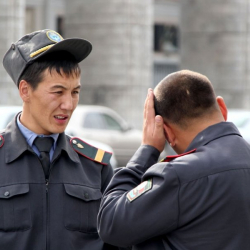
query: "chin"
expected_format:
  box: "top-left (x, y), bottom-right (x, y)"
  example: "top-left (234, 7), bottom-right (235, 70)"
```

top-left (55, 129), bottom-right (66, 134)
top-left (49, 127), bottom-right (66, 134)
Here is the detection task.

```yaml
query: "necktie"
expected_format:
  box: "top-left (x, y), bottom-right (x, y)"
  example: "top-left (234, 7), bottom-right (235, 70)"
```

top-left (34, 137), bottom-right (54, 179)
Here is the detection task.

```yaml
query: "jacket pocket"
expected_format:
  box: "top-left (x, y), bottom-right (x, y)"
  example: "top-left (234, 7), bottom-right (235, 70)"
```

top-left (63, 184), bottom-right (102, 233)
top-left (0, 184), bottom-right (31, 232)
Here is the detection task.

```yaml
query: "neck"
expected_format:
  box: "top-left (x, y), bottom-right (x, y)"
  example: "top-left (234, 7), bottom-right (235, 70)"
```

top-left (172, 111), bottom-right (225, 154)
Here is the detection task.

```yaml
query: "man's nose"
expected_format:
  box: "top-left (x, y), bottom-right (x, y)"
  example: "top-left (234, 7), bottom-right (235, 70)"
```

top-left (61, 94), bottom-right (74, 110)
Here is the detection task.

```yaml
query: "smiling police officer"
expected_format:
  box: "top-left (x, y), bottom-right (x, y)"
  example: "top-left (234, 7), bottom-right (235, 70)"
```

top-left (0, 29), bottom-right (117, 250)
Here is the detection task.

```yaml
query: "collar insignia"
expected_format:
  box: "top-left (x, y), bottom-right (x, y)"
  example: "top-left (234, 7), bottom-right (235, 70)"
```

top-left (72, 140), bottom-right (84, 149)
top-left (161, 148), bottom-right (196, 162)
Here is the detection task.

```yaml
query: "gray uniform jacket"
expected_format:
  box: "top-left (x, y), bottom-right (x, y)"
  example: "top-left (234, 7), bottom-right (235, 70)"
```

top-left (0, 116), bottom-right (117, 250)
top-left (98, 122), bottom-right (250, 250)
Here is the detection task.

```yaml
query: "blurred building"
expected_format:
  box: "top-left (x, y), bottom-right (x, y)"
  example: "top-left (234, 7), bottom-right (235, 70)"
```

top-left (64, 0), bottom-right (153, 129)
top-left (0, 0), bottom-right (25, 105)
top-left (0, 0), bottom-right (180, 128)
top-left (153, 0), bottom-right (180, 86)
top-left (181, 0), bottom-right (250, 109)
top-left (0, 0), bottom-right (65, 106)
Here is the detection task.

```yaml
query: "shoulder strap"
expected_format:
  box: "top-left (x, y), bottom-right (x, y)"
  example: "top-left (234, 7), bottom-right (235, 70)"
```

top-left (70, 137), bottom-right (112, 165)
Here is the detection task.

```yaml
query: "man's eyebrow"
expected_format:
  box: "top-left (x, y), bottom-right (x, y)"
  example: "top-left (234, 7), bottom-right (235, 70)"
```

top-left (50, 85), bottom-right (81, 90)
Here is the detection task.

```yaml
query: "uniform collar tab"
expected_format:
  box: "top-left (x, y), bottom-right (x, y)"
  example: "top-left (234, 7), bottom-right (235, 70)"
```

top-left (161, 149), bottom-right (196, 163)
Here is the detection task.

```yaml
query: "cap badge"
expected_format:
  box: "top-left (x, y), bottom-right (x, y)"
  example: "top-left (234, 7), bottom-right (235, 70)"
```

top-left (46, 30), bottom-right (63, 43)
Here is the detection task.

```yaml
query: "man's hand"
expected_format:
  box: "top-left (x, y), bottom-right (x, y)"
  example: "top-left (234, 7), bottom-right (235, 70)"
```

top-left (142, 88), bottom-right (166, 152)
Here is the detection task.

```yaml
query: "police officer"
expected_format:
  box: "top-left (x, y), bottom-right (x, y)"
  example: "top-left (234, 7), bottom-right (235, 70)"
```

top-left (0, 29), bottom-right (117, 250)
top-left (98, 70), bottom-right (250, 249)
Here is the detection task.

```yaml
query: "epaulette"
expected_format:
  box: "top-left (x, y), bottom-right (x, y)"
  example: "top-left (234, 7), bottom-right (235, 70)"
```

top-left (160, 149), bottom-right (196, 162)
top-left (0, 135), bottom-right (4, 148)
top-left (70, 137), bottom-right (112, 165)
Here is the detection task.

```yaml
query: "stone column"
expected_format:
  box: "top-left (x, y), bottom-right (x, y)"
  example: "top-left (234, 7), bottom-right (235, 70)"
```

top-left (0, 0), bottom-right (25, 105)
top-left (181, 0), bottom-right (250, 108)
top-left (65, 0), bottom-right (153, 129)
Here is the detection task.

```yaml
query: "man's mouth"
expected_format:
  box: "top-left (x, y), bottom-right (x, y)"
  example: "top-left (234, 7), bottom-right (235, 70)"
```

top-left (54, 115), bottom-right (68, 120)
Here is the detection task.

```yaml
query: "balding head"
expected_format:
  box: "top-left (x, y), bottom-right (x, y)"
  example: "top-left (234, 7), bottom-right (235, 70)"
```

top-left (154, 70), bottom-right (220, 129)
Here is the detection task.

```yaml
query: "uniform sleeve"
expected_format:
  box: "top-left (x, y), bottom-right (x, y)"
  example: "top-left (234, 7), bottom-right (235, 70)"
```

top-left (101, 163), bottom-right (115, 193)
top-left (97, 145), bottom-right (179, 247)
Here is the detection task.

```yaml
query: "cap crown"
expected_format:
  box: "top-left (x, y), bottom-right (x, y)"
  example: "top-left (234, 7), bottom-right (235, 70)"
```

top-left (3, 29), bottom-right (92, 86)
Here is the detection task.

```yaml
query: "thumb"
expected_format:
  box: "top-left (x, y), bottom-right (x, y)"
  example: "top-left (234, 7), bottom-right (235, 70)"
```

top-left (153, 115), bottom-right (166, 152)
top-left (154, 115), bottom-right (164, 134)
top-left (155, 115), bottom-right (163, 125)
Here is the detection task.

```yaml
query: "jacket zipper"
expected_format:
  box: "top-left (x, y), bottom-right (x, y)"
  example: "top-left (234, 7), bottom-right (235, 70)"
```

top-left (45, 161), bottom-right (55, 250)
top-left (34, 152), bottom-right (52, 250)
top-left (46, 178), bottom-right (49, 250)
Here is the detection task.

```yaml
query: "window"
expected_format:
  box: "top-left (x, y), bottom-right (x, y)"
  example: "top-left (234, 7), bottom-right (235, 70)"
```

top-left (102, 114), bottom-right (123, 131)
top-left (83, 112), bottom-right (123, 131)
top-left (153, 63), bottom-right (179, 87)
top-left (25, 7), bottom-right (35, 34)
top-left (83, 113), bottom-right (106, 129)
top-left (154, 24), bottom-right (179, 54)
top-left (57, 16), bottom-right (64, 37)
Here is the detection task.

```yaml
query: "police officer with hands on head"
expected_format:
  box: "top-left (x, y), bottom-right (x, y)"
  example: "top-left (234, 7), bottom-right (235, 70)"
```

top-left (0, 29), bottom-right (117, 250)
top-left (98, 70), bottom-right (250, 249)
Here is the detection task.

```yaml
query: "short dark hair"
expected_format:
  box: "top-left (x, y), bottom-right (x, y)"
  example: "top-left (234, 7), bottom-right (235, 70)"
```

top-left (154, 70), bottom-right (219, 128)
top-left (19, 51), bottom-right (81, 89)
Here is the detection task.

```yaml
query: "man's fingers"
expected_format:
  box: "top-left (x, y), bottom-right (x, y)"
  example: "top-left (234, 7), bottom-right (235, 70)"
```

top-left (143, 89), bottom-right (151, 120)
top-left (142, 88), bottom-right (166, 152)
top-left (145, 89), bottom-right (155, 130)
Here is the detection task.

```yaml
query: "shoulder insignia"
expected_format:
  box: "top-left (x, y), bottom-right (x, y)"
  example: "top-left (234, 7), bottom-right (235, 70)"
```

top-left (127, 179), bottom-right (152, 202)
top-left (70, 137), bottom-right (112, 165)
top-left (0, 135), bottom-right (4, 148)
top-left (161, 148), bottom-right (196, 163)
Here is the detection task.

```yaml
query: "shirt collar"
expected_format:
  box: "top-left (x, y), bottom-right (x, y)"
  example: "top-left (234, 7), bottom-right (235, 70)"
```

top-left (4, 113), bottom-right (80, 164)
top-left (16, 113), bottom-right (59, 149)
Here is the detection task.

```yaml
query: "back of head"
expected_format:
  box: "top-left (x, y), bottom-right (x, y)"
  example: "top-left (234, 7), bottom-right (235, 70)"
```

top-left (154, 70), bottom-right (219, 129)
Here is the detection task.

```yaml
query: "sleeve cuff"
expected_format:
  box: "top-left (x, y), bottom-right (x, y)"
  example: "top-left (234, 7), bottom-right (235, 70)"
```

top-left (127, 145), bottom-right (161, 171)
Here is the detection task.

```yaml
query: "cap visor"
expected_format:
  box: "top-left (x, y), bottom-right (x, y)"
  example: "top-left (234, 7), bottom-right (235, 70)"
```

top-left (35, 38), bottom-right (92, 62)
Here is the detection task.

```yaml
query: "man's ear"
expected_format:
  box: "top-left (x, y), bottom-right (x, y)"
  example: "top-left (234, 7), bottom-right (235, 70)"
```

top-left (216, 96), bottom-right (228, 121)
top-left (163, 123), bottom-right (176, 147)
top-left (19, 80), bottom-right (31, 102)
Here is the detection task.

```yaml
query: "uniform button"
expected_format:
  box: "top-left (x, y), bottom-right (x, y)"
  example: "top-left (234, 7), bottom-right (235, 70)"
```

top-left (4, 191), bottom-right (10, 197)
top-left (11, 44), bottom-right (15, 50)
top-left (84, 192), bottom-right (89, 199)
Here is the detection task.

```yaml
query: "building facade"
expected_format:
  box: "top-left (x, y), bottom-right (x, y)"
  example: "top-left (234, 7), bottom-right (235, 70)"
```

top-left (181, 0), bottom-right (250, 109)
top-left (153, 0), bottom-right (180, 86)
top-left (0, 0), bottom-right (25, 105)
top-left (64, 0), bottom-right (154, 128)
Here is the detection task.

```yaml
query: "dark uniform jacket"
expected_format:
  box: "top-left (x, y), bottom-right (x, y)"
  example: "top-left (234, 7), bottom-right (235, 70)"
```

top-left (0, 116), bottom-right (117, 250)
top-left (98, 122), bottom-right (250, 249)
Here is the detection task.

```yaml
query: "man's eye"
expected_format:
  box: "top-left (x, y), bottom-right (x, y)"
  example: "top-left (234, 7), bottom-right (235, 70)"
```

top-left (73, 91), bottom-right (79, 94)
top-left (55, 91), bottom-right (63, 94)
